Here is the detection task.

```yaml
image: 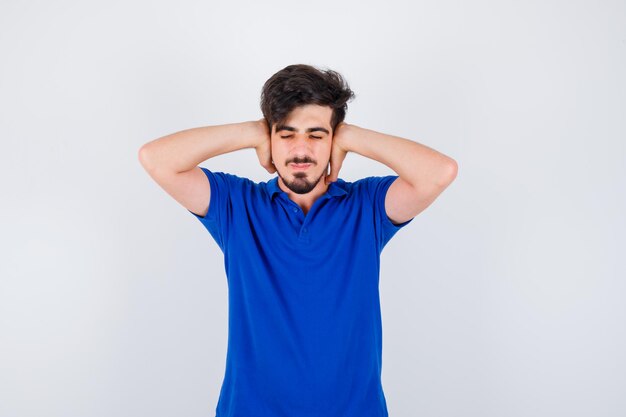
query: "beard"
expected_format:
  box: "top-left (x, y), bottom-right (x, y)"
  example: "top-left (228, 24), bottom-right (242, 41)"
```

top-left (277, 169), bottom-right (326, 194)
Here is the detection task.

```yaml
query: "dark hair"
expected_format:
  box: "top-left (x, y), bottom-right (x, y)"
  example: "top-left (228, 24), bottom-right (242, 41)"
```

top-left (260, 64), bottom-right (355, 134)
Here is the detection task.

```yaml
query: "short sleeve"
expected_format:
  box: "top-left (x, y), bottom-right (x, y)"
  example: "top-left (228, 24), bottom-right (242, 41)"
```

top-left (187, 167), bottom-right (231, 252)
top-left (364, 175), bottom-right (414, 252)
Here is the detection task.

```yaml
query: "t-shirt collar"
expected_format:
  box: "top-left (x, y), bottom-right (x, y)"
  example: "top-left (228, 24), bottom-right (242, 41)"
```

top-left (266, 176), bottom-right (347, 200)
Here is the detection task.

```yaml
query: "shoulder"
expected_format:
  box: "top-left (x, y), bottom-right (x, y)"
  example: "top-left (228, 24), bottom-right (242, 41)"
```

top-left (335, 175), bottom-right (398, 199)
top-left (197, 167), bottom-right (260, 190)
top-left (198, 167), bottom-right (249, 183)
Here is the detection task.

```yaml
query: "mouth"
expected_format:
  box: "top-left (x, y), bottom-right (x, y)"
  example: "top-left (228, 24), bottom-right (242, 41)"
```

top-left (290, 162), bottom-right (312, 170)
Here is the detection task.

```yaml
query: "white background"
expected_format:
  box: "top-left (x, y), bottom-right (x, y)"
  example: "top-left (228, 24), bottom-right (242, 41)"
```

top-left (1, 1), bottom-right (624, 416)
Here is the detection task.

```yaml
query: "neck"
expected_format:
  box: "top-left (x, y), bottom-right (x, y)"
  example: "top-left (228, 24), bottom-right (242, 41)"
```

top-left (277, 176), bottom-right (329, 215)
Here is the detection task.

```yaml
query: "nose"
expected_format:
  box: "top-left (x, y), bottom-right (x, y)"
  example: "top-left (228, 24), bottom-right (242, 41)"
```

top-left (288, 140), bottom-right (316, 164)
top-left (290, 134), bottom-right (313, 153)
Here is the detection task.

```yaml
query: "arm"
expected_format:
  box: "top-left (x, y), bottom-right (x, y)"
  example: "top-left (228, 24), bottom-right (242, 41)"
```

top-left (138, 119), bottom-right (274, 216)
top-left (328, 123), bottom-right (458, 224)
top-left (138, 120), bottom-right (274, 174)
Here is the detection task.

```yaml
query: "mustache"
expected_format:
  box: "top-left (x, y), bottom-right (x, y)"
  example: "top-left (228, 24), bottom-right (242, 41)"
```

top-left (287, 157), bottom-right (316, 165)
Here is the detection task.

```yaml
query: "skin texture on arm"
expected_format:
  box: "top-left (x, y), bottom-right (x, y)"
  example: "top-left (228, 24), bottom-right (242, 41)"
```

top-left (326, 123), bottom-right (458, 224)
top-left (138, 120), bottom-right (275, 175)
top-left (137, 120), bottom-right (275, 217)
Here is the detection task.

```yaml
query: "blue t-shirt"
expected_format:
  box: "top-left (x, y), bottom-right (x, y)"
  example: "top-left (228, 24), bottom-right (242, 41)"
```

top-left (189, 167), bottom-right (413, 417)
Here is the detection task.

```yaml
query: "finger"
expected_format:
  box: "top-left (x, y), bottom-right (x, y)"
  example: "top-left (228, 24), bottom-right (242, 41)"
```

top-left (264, 151), bottom-right (276, 174)
top-left (331, 159), bottom-right (342, 183)
top-left (268, 159), bottom-right (276, 174)
top-left (326, 156), bottom-right (339, 183)
top-left (326, 157), bottom-right (335, 184)
top-left (265, 139), bottom-right (276, 173)
top-left (324, 162), bottom-right (331, 185)
top-left (333, 147), bottom-right (346, 182)
top-left (256, 143), bottom-right (276, 174)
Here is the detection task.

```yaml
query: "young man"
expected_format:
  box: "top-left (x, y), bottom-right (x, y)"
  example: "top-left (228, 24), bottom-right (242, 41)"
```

top-left (138, 64), bottom-right (457, 417)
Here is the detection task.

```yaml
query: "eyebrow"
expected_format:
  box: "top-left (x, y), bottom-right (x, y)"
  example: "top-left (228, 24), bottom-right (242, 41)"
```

top-left (276, 125), bottom-right (330, 135)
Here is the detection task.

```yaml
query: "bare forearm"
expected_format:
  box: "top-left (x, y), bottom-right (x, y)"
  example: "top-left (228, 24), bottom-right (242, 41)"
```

top-left (138, 121), bottom-right (262, 173)
top-left (342, 125), bottom-right (457, 187)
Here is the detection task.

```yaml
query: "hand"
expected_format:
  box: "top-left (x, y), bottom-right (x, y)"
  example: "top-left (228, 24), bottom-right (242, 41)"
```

top-left (325, 122), bottom-right (351, 184)
top-left (254, 118), bottom-right (276, 174)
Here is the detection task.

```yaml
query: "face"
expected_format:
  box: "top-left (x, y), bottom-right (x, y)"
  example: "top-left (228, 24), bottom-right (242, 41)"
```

top-left (271, 104), bottom-right (333, 194)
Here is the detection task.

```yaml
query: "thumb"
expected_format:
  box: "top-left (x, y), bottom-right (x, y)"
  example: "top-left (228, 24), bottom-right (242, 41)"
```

top-left (326, 154), bottom-right (343, 184)
top-left (256, 141), bottom-right (276, 174)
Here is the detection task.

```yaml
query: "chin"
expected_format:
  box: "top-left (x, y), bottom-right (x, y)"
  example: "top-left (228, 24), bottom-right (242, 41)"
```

top-left (278, 170), bottom-right (325, 194)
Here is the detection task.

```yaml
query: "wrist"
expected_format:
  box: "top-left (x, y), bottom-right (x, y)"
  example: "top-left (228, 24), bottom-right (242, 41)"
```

top-left (246, 120), bottom-right (269, 149)
top-left (335, 122), bottom-right (356, 152)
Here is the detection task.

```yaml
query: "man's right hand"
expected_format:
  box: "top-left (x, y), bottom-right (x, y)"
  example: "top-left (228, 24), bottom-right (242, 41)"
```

top-left (254, 118), bottom-right (276, 174)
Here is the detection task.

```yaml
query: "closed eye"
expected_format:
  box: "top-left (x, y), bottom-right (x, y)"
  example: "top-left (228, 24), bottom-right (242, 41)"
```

top-left (280, 135), bottom-right (323, 139)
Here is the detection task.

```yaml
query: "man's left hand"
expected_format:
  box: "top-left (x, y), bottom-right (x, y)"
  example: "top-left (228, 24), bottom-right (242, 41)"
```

top-left (325, 122), bottom-right (351, 184)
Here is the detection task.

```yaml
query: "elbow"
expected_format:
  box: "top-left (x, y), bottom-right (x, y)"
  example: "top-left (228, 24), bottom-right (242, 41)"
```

top-left (447, 158), bottom-right (458, 181)
top-left (435, 158), bottom-right (458, 188)
top-left (138, 144), bottom-right (154, 170)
